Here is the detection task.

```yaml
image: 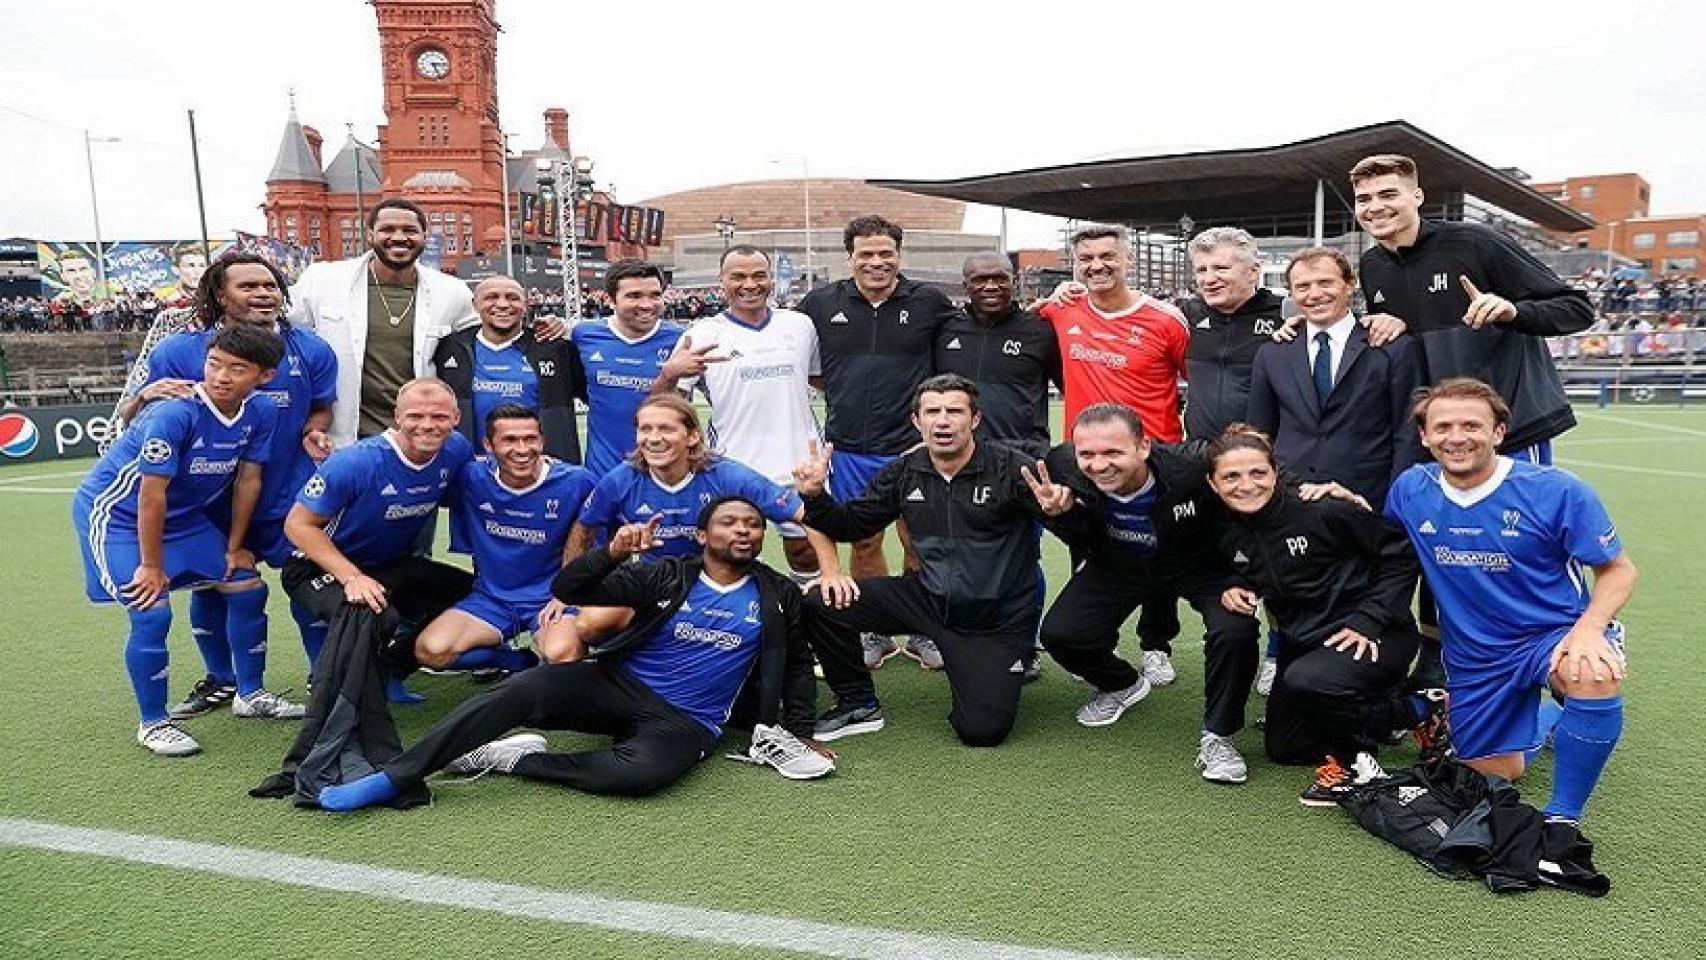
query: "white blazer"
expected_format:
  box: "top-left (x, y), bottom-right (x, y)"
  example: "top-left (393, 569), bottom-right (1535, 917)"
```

top-left (287, 252), bottom-right (477, 447)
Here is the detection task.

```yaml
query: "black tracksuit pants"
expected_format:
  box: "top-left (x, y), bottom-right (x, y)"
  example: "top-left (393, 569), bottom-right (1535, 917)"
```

top-left (806, 574), bottom-right (1036, 747)
top-left (381, 659), bottom-right (716, 797)
top-left (1263, 618), bottom-right (1422, 766)
top-left (1039, 560), bottom-right (1259, 736)
top-left (282, 555), bottom-right (474, 676)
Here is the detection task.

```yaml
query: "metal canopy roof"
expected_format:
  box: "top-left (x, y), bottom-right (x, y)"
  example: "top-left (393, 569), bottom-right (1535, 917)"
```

top-left (872, 120), bottom-right (1594, 233)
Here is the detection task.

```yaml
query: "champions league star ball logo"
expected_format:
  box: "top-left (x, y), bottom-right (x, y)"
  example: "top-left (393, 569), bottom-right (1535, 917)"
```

top-left (0, 413), bottom-right (39, 458)
top-left (304, 475), bottom-right (328, 499)
top-left (140, 438), bottom-right (173, 464)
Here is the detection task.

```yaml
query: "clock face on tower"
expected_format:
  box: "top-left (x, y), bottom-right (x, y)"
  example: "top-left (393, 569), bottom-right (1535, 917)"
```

top-left (415, 48), bottom-right (450, 79)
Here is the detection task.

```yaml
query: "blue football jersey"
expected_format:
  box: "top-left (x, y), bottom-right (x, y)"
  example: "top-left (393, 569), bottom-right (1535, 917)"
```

top-left (577, 458), bottom-right (802, 559)
top-left (470, 335), bottom-right (540, 436)
top-left (621, 573), bottom-right (764, 733)
top-left (1098, 475), bottom-right (1163, 558)
top-left (572, 319), bottom-right (684, 478)
top-left (144, 324), bottom-right (338, 521)
top-left (1386, 458), bottom-right (1623, 673)
top-left (296, 431), bottom-right (473, 569)
top-left (76, 386), bottom-right (276, 535)
top-left (448, 456), bottom-right (594, 606)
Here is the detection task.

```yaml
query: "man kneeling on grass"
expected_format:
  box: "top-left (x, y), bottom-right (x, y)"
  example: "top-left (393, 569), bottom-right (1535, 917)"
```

top-left (319, 495), bottom-right (833, 810)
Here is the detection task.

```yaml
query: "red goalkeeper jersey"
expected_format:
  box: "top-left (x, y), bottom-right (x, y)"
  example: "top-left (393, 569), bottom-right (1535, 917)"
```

top-left (1040, 295), bottom-right (1189, 442)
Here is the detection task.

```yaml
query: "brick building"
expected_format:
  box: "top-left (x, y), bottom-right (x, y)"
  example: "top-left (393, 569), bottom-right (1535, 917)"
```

top-left (1530, 173), bottom-right (1704, 278)
top-left (260, 0), bottom-right (648, 275)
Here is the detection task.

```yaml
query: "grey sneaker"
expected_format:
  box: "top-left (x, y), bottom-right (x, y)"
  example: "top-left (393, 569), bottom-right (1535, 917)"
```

top-left (1255, 657), bottom-right (1277, 697)
top-left (444, 732), bottom-right (548, 775)
top-left (902, 636), bottom-right (944, 670)
top-left (231, 689), bottom-right (307, 720)
top-left (1074, 676), bottom-right (1152, 727)
top-left (1196, 732), bottom-right (1248, 784)
top-left (748, 724), bottom-right (834, 780)
top-left (137, 720), bottom-right (201, 757)
top-left (813, 700), bottom-right (885, 741)
top-left (861, 634), bottom-right (899, 670)
top-left (1141, 650), bottom-right (1176, 686)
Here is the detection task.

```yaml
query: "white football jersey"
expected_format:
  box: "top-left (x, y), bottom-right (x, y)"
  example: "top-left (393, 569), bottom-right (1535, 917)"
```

top-left (680, 309), bottom-right (822, 484)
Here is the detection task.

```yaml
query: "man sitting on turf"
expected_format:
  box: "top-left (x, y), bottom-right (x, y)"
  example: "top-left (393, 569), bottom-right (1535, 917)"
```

top-left (412, 403), bottom-right (595, 671)
top-left (1386, 378), bottom-right (1636, 826)
top-left (317, 495), bottom-right (833, 810)
top-left (73, 324), bottom-right (300, 757)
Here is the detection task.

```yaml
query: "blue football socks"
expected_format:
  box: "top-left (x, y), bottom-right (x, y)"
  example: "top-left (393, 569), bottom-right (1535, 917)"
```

top-left (446, 645), bottom-right (538, 672)
top-left (223, 585), bottom-right (270, 697)
top-left (291, 597), bottom-right (327, 668)
top-left (1544, 695), bottom-right (1624, 822)
top-left (387, 677), bottom-right (426, 705)
top-left (319, 771), bottom-right (401, 812)
top-left (1524, 697), bottom-right (1567, 766)
top-left (125, 604), bottom-right (175, 724)
top-left (188, 591), bottom-right (236, 685)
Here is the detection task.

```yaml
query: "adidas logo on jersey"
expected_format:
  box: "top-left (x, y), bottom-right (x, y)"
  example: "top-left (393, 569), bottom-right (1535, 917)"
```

top-left (678, 601), bottom-right (692, 613)
top-left (1196, 318), bottom-right (1212, 329)
top-left (1008, 659), bottom-right (1026, 673)
top-left (1067, 324), bottom-right (1083, 335)
top-left (589, 351), bottom-right (605, 362)
top-left (1233, 550), bottom-right (1249, 564)
top-left (945, 337), bottom-right (962, 350)
top-left (1372, 290), bottom-right (1386, 304)
top-left (905, 488), bottom-right (926, 502)
top-left (381, 484), bottom-right (398, 496)
top-left (441, 356), bottom-right (459, 368)
top-left (829, 312), bottom-right (849, 324)
top-left (1418, 520), bottom-right (1437, 534)
top-left (479, 502), bottom-right (496, 514)
top-left (192, 437), bottom-right (206, 449)
top-left (636, 503), bottom-right (654, 515)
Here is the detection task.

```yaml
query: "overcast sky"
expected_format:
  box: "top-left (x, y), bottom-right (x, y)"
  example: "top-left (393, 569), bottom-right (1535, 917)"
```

top-left (3, 0), bottom-right (1703, 249)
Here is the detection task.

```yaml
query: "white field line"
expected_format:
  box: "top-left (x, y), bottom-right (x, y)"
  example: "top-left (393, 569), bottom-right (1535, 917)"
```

top-left (0, 486), bottom-right (77, 494)
top-left (1576, 412), bottom-right (1706, 439)
top-left (1555, 458), bottom-right (1706, 480)
top-left (0, 469), bottom-right (89, 485)
top-left (0, 816), bottom-right (1145, 960)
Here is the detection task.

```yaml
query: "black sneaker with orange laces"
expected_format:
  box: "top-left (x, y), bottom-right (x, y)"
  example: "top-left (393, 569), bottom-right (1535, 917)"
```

top-left (1300, 756), bottom-right (1354, 807)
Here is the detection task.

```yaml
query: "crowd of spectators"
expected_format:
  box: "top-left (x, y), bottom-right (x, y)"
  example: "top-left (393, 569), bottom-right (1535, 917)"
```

top-left (520, 286), bottom-right (728, 323)
top-left (1571, 273), bottom-right (1706, 315)
top-left (0, 290), bottom-right (178, 333)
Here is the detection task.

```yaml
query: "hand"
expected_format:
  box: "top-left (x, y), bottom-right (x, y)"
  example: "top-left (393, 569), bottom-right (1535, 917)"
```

top-left (1020, 460), bottom-right (1074, 516)
top-left (607, 514), bottom-right (664, 561)
top-left (302, 428), bottom-right (333, 463)
top-left (121, 563), bottom-right (171, 610)
top-left (1324, 626), bottom-right (1379, 662)
top-left (224, 547), bottom-right (257, 580)
top-left (808, 572), bottom-right (862, 609)
top-left (536, 598), bottom-right (569, 628)
top-left (1038, 281), bottom-right (1087, 309)
top-left (1360, 312), bottom-right (1407, 346)
top-left (531, 314), bottom-right (568, 342)
top-left (1549, 623), bottom-right (1627, 685)
top-left (1222, 586), bottom-right (1261, 617)
top-left (143, 378), bottom-right (195, 402)
top-left (1460, 276), bottom-right (1517, 329)
top-left (1297, 481), bottom-right (1371, 512)
top-left (342, 572), bottom-right (388, 613)
top-left (661, 338), bottom-right (728, 380)
top-left (791, 439), bottom-right (832, 497)
top-left (1271, 316), bottom-right (1302, 343)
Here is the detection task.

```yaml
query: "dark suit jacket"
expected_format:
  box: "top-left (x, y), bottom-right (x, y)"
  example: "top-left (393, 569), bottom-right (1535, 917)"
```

top-left (1246, 322), bottom-right (1424, 506)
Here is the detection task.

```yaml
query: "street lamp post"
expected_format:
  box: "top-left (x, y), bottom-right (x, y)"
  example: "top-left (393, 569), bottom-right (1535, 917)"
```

top-left (499, 131), bottom-right (514, 276)
top-left (714, 214), bottom-right (737, 252)
top-left (83, 129), bottom-right (120, 298)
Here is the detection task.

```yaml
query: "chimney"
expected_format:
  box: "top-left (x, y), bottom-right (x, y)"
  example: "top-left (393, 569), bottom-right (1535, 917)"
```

top-left (302, 125), bottom-right (324, 170)
top-left (544, 107), bottom-right (570, 152)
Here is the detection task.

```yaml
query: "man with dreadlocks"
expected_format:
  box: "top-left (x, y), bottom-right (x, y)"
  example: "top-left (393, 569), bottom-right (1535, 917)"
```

top-left (118, 252), bottom-right (339, 720)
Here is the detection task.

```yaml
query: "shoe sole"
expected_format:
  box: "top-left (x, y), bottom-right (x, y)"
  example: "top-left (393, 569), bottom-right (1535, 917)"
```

top-left (138, 734), bottom-right (201, 757)
top-left (1298, 795), bottom-right (1342, 807)
top-left (167, 701), bottom-right (231, 720)
top-left (900, 643), bottom-right (944, 671)
top-left (767, 763), bottom-right (835, 781)
top-left (813, 717), bottom-right (885, 742)
top-left (1201, 771), bottom-right (1248, 785)
top-left (864, 648), bottom-right (901, 670)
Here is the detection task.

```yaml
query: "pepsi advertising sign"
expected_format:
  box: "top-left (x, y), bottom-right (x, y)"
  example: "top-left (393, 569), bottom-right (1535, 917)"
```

top-left (0, 405), bottom-right (118, 463)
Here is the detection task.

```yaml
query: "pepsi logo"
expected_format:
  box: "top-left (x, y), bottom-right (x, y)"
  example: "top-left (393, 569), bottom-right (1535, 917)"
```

top-left (0, 412), bottom-right (39, 458)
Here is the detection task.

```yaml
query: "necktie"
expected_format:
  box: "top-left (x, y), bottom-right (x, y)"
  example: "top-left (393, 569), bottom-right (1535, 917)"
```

top-left (1312, 331), bottom-right (1333, 403)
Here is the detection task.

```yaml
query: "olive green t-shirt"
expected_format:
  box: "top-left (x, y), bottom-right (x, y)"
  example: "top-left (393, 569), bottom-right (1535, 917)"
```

top-left (359, 278), bottom-right (418, 437)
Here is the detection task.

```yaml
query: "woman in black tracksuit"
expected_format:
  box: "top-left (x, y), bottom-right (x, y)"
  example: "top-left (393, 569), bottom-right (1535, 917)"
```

top-left (1204, 426), bottom-right (1442, 805)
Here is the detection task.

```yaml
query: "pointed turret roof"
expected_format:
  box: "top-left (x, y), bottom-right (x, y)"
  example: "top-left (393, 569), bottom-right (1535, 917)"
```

top-left (325, 136), bottom-right (381, 193)
top-left (267, 100), bottom-right (326, 185)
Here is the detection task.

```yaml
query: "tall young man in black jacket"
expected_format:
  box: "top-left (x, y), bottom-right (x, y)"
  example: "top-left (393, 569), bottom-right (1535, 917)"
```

top-left (794, 374), bottom-right (1073, 747)
top-left (1352, 153), bottom-right (1594, 687)
top-left (433, 276), bottom-right (584, 464)
top-left (317, 496), bottom-right (832, 811)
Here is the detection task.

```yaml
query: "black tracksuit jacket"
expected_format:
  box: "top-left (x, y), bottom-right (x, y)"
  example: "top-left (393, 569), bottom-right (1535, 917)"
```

top-left (1181, 289), bottom-right (1287, 441)
top-left (1219, 488), bottom-right (1419, 648)
top-left (797, 276), bottom-right (958, 455)
top-left (433, 326), bottom-right (585, 464)
top-left (550, 547), bottom-right (817, 739)
top-left (802, 441), bottom-right (1044, 631)
top-left (933, 305), bottom-right (1061, 458)
top-left (1358, 221), bottom-right (1593, 452)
